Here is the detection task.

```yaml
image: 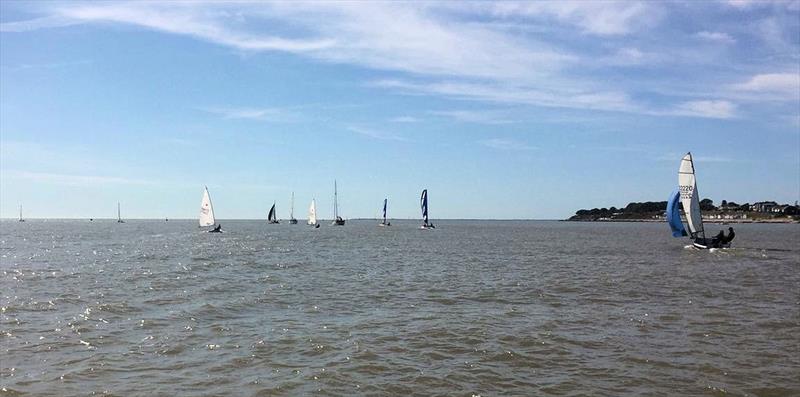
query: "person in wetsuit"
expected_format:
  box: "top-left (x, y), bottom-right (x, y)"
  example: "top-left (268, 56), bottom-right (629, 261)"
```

top-left (712, 229), bottom-right (725, 246)
top-left (724, 227), bottom-right (735, 243)
top-left (210, 224), bottom-right (222, 233)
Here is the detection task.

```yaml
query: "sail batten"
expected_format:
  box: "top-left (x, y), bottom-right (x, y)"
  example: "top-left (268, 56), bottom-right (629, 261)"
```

top-left (420, 190), bottom-right (429, 223)
top-left (199, 186), bottom-right (216, 227)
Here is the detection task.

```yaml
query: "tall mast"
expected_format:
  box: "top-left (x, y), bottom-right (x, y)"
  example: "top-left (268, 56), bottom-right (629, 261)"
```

top-left (290, 192), bottom-right (294, 219)
top-left (19, 204), bottom-right (22, 221)
top-left (334, 180), bottom-right (338, 219)
top-left (117, 202), bottom-right (121, 221)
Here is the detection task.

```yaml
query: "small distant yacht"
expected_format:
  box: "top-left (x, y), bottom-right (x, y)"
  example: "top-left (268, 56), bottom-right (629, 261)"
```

top-left (308, 199), bottom-right (320, 228)
top-left (268, 202), bottom-right (280, 224)
top-left (378, 198), bottom-right (390, 227)
top-left (420, 189), bottom-right (435, 229)
top-left (289, 192), bottom-right (298, 224)
top-left (200, 186), bottom-right (222, 233)
top-left (18, 205), bottom-right (25, 222)
top-left (117, 202), bottom-right (125, 223)
top-left (332, 180), bottom-right (345, 226)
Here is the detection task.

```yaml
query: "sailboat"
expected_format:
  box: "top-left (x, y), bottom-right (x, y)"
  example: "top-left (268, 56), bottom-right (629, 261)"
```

top-left (420, 189), bottom-right (435, 229)
top-left (268, 202), bottom-right (280, 224)
top-left (308, 199), bottom-right (320, 228)
top-left (289, 192), bottom-right (298, 224)
top-left (18, 205), bottom-right (25, 222)
top-left (117, 202), bottom-right (125, 223)
top-left (332, 180), bottom-right (345, 226)
top-left (200, 186), bottom-right (222, 232)
top-left (379, 198), bottom-right (390, 226)
top-left (666, 152), bottom-right (727, 249)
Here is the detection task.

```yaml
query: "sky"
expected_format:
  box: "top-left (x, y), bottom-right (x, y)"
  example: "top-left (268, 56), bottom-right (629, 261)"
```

top-left (1, 0), bottom-right (798, 220)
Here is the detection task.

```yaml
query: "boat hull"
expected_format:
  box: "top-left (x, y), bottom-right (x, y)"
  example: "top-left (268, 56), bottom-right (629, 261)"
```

top-left (289, 219), bottom-right (298, 224)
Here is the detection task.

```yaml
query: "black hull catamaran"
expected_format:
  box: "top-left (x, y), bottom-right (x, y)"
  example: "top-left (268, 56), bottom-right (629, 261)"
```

top-left (667, 152), bottom-right (729, 249)
top-left (420, 189), bottom-right (435, 229)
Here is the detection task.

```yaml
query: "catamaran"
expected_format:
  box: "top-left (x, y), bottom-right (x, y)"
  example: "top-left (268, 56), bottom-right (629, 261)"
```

top-left (332, 180), bottom-right (345, 226)
top-left (289, 192), bottom-right (298, 224)
top-left (379, 198), bottom-right (390, 226)
top-left (18, 205), bottom-right (24, 222)
top-left (308, 199), bottom-right (320, 228)
top-left (117, 202), bottom-right (125, 223)
top-left (200, 186), bottom-right (222, 232)
top-left (667, 152), bottom-right (728, 249)
top-left (420, 189), bottom-right (435, 229)
top-left (268, 202), bottom-right (280, 224)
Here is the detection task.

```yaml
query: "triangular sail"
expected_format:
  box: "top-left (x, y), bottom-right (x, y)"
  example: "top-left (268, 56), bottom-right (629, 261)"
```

top-left (199, 186), bottom-right (216, 227)
top-left (19, 205), bottom-right (22, 221)
top-left (678, 153), bottom-right (704, 238)
top-left (268, 203), bottom-right (277, 222)
top-left (308, 199), bottom-right (317, 225)
top-left (666, 189), bottom-right (687, 237)
top-left (333, 180), bottom-right (339, 219)
top-left (420, 189), bottom-right (429, 223)
top-left (382, 198), bottom-right (387, 223)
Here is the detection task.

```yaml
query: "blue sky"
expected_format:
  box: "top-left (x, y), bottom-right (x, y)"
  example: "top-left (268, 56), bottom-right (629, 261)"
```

top-left (1, 1), bottom-right (798, 220)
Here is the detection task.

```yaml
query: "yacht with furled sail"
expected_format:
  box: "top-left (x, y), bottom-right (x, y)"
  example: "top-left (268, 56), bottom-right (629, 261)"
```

top-left (666, 152), bottom-right (730, 249)
top-left (200, 186), bottom-right (222, 232)
top-left (378, 198), bottom-right (390, 226)
top-left (268, 202), bottom-right (280, 224)
top-left (117, 202), bottom-right (125, 223)
top-left (288, 192), bottom-right (298, 224)
top-left (420, 189), bottom-right (435, 229)
top-left (308, 199), bottom-right (320, 228)
top-left (332, 180), bottom-right (345, 226)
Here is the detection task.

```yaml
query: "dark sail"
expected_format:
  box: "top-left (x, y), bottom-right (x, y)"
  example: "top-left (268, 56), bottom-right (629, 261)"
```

top-left (420, 189), bottom-right (428, 223)
top-left (268, 203), bottom-right (278, 223)
top-left (382, 198), bottom-right (387, 222)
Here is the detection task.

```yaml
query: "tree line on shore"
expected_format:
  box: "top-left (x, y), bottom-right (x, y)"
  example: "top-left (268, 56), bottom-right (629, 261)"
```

top-left (569, 199), bottom-right (798, 221)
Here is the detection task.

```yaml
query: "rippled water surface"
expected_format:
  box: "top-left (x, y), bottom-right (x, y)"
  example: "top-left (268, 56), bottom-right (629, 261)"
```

top-left (1, 220), bottom-right (798, 396)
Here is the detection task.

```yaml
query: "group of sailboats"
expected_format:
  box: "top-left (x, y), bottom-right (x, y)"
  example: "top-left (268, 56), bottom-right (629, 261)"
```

top-left (195, 183), bottom-right (435, 231)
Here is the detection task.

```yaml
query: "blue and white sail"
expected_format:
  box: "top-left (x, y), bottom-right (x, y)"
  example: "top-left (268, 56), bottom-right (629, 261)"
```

top-left (666, 189), bottom-right (687, 237)
top-left (382, 199), bottom-right (387, 223)
top-left (420, 189), bottom-right (429, 224)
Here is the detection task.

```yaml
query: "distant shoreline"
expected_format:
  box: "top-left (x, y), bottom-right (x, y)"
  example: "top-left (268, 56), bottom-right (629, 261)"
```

top-left (564, 218), bottom-right (799, 224)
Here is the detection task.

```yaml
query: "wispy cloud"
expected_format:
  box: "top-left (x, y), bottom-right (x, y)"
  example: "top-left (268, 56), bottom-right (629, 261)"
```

top-left (696, 31), bottom-right (736, 44)
top-left (2, 1), bottom-right (797, 121)
top-left (670, 100), bottom-right (737, 119)
top-left (478, 138), bottom-right (537, 151)
top-left (731, 73), bottom-right (800, 100)
top-left (389, 116), bottom-right (421, 123)
top-left (431, 110), bottom-right (516, 124)
top-left (347, 125), bottom-right (408, 142)
top-left (201, 106), bottom-right (299, 122)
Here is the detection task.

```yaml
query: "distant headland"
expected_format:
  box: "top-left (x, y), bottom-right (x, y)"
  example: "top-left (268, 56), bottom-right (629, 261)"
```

top-left (568, 200), bottom-right (800, 223)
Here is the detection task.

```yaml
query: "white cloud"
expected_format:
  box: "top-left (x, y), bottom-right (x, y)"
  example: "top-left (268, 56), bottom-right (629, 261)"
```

top-left (431, 110), bottom-right (515, 124)
top-left (478, 138), bottom-right (537, 151)
top-left (201, 106), bottom-right (299, 122)
top-left (483, 1), bottom-right (660, 36)
top-left (347, 126), bottom-right (408, 141)
top-left (389, 116), bottom-right (421, 123)
top-left (733, 73), bottom-right (800, 96)
top-left (671, 100), bottom-right (737, 119)
top-left (696, 31), bottom-right (736, 44)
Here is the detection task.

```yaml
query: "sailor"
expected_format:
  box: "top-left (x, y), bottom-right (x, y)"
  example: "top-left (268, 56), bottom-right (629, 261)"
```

top-left (724, 227), bottom-right (735, 243)
top-left (711, 229), bottom-right (725, 247)
top-left (211, 224), bottom-right (222, 232)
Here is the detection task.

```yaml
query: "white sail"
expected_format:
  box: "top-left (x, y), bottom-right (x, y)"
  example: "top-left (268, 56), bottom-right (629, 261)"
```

top-left (18, 205), bottom-right (23, 222)
top-left (308, 199), bottom-right (317, 225)
top-left (199, 186), bottom-right (216, 227)
top-left (678, 153), bottom-right (704, 238)
top-left (290, 192), bottom-right (295, 219)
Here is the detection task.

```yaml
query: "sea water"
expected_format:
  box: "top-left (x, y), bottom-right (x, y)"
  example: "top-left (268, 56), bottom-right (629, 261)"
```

top-left (1, 220), bottom-right (798, 396)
